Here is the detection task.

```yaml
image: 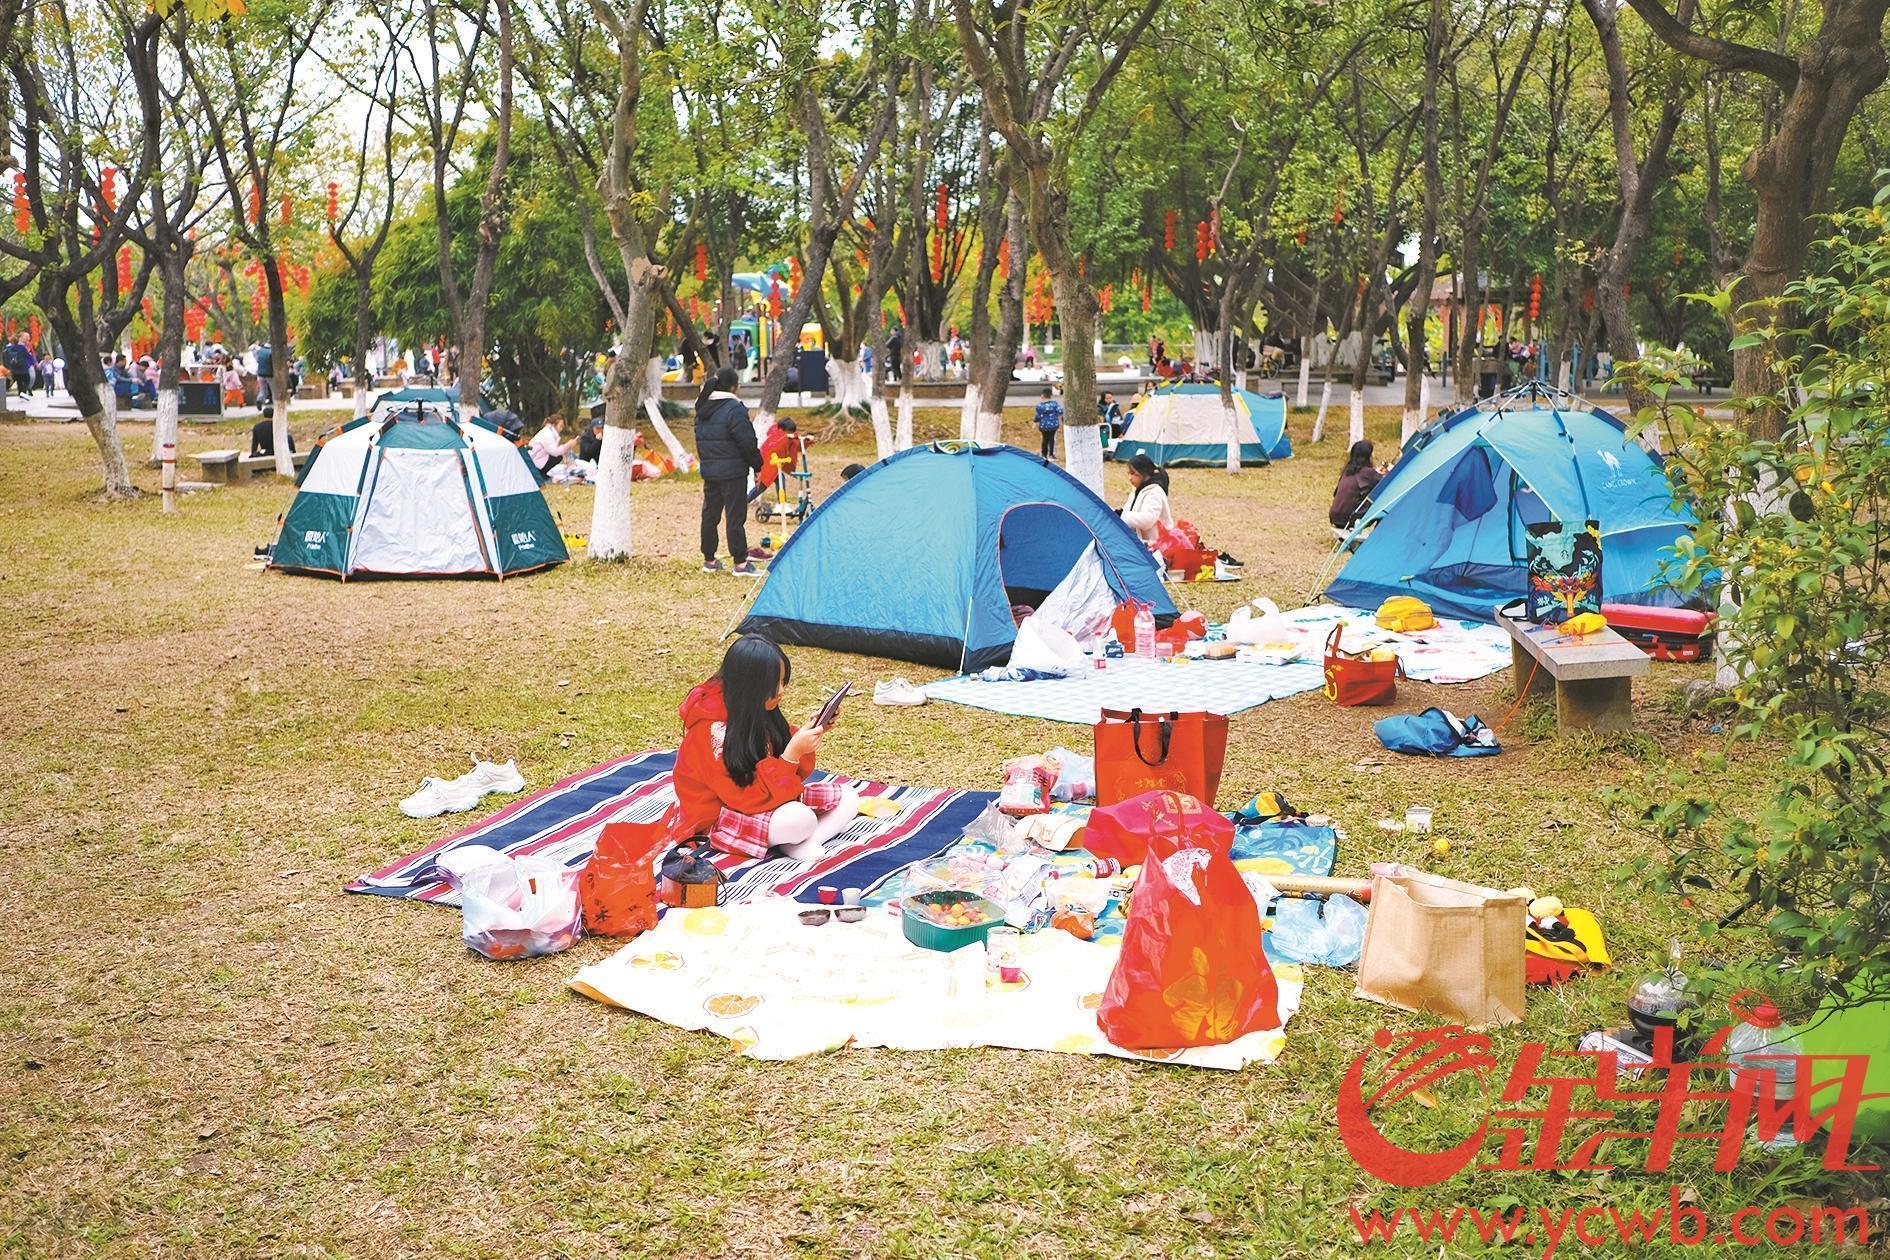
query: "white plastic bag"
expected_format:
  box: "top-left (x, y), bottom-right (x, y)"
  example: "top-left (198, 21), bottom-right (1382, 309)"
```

top-left (1032, 542), bottom-right (1119, 648)
top-left (1007, 615), bottom-right (1087, 674)
top-left (1225, 597), bottom-right (1295, 646)
top-left (1044, 746), bottom-right (1096, 802)
top-left (438, 848), bottom-right (582, 960)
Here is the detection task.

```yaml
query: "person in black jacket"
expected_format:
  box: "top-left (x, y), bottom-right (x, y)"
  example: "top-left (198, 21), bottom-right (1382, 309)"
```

top-left (694, 367), bottom-right (762, 574)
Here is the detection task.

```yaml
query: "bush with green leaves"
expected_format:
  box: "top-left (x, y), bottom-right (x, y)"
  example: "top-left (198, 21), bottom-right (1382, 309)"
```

top-left (1618, 195), bottom-right (1890, 1013)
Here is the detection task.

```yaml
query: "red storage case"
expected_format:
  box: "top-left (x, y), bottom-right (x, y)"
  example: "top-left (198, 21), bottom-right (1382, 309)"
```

top-left (1601, 603), bottom-right (1717, 661)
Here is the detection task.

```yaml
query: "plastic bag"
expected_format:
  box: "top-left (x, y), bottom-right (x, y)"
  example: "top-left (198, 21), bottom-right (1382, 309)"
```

top-left (1266, 893), bottom-right (1369, 967)
top-left (1008, 615), bottom-right (1087, 674)
top-left (998, 755), bottom-right (1055, 816)
top-left (1083, 788), bottom-right (1234, 867)
top-left (438, 848), bottom-right (581, 960)
top-left (1032, 542), bottom-right (1120, 648)
top-left (581, 807), bottom-right (679, 937)
top-left (1045, 746), bottom-right (1096, 802)
top-left (1098, 833), bottom-right (1280, 1049)
top-left (1224, 598), bottom-right (1294, 646)
top-left (962, 800), bottom-right (1017, 847)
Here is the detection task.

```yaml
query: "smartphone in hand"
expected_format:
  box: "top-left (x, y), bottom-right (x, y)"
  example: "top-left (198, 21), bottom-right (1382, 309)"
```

top-left (811, 681), bottom-right (853, 729)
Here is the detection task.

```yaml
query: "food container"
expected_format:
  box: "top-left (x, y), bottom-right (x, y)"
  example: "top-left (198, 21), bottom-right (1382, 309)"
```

top-left (902, 890), bottom-right (1004, 952)
top-left (1405, 805), bottom-right (1434, 833)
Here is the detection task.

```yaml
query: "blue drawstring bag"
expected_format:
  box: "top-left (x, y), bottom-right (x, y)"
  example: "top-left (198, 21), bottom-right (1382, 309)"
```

top-left (1373, 707), bottom-right (1501, 758)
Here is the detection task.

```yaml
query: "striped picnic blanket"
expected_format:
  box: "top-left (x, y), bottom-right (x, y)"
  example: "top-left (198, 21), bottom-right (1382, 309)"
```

top-left (346, 750), bottom-right (996, 908)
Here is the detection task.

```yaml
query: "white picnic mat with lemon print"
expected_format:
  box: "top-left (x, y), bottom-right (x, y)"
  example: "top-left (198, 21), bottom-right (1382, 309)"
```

top-left (568, 898), bottom-right (1302, 1070)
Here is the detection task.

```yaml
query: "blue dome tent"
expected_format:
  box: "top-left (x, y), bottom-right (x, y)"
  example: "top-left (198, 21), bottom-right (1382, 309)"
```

top-left (1110, 382), bottom-right (1291, 466)
top-left (1323, 388), bottom-right (1696, 622)
top-left (740, 442), bottom-right (1176, 670)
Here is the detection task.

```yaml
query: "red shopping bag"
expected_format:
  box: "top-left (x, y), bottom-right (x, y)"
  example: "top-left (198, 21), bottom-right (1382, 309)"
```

top-left (1082, 788), bottom-right (1233, 868)
top-left (1323, 623), bottom-right (1405, 706)
top-left (580, 806), bottom-right (681, 937)
top-left (1094, 706), bottom-right (1229, 805)
top-left (1098, 831), bottom-right (1280, 1050)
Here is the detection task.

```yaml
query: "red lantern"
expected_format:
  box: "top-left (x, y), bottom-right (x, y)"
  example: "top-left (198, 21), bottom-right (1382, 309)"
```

top-left (934, 182), bottom-right (947, 232)
top-left (1163, 210), bottom-right (1176, 251)
top-left (1529, 273), bottom-right (1542, 321)
top-left (1141, 281), bottom-right (1152, 314)
top-left (1332, 187), bottom-right (1345, 225)
top-left (101, 165), bottom-right (118, 213)
top-left (117, 247), bottom-right (132, 290)
top-left (29, 315), bottom-right (40, 346)
top-left (694, 242), bottom-right (709, 283)
top-left (1101, 283), bottom-right (1113, 314)
top-left (326, 181), bottom-right (339, 224)
top-left (1194, 221), bottom-right (1208, 263)
top-left (13, 172), bottom-right (27, 234)
top-left (769, 278), bottom-right (782, 319)
top-left (248, 184), bottom-right (261, 226)
top-left (1296, 225), bottom-right (1308, 246)
top-left (141, 296), bottom-right (153, 324)
top-left (280, 194), bottom-right (292, 226)
top-left (997, 238), bottom-right (1010, 280)
top-left (789, 255), bottom-right (803, 291)
top-left (251, 286), bottom-right (266, 321)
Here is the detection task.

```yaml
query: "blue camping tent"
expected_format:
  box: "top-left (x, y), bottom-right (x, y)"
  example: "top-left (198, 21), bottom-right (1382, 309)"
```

top-left (740, 442), bottom-right (1176, 670)
top-left (1324, 392), bottom-right (1696, 622)
top-left (1110, 383), bottom-right (1292, 466)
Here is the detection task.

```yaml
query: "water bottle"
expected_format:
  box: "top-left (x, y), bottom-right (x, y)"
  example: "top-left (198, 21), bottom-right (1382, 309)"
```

top-left (1724, 990), bottom-right (1803, 1149)
top-left (1133, 603), bottom-right (1156, 659)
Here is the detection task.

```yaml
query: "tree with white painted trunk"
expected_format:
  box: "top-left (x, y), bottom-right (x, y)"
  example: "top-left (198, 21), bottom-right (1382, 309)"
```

top-left (182, 0), bottom-right (340, 477)
top-left (750, 3), bottom-right (903, 442)
top-left (952, 0), bottom-right (1162, 498)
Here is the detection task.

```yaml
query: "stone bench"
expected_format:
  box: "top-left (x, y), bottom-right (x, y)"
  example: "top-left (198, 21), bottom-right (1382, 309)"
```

top-left (1495, 604), bottom-right (1649, 734)
top-left (193, 449), bottom-right (242, 483)
top-left (237, 450), bottom-right (311, 480)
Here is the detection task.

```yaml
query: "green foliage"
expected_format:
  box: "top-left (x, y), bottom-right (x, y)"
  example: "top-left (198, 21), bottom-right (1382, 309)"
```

top-left (1616, 197), bottom-right (1890, 1013)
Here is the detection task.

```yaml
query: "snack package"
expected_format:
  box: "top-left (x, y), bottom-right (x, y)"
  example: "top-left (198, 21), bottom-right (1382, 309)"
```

top-left (998, 756), bottom-right (1055, 817)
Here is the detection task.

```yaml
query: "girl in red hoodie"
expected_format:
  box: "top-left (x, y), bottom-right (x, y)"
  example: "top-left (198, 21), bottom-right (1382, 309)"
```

top-left (674, 635), bottom-right (860, 861)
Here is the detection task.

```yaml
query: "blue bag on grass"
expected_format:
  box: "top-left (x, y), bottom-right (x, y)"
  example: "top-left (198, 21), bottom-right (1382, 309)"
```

top-left (1373, 707), bottom-right (1501, 758)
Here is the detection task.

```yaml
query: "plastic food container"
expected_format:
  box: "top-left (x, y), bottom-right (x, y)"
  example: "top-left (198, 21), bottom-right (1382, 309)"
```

top-left (902, 890), bottom-right (1004, 952)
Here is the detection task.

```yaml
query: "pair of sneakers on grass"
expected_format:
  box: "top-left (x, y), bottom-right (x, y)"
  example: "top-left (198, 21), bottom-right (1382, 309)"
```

top-left (400, 756), bottom-right (526, 819)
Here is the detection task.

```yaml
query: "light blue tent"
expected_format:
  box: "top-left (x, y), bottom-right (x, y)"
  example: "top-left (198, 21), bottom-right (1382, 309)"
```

top-left (1110, 383), bottom-right (1292, 466)
top-left (741, 442), bottom-right (1176, 670)
top-left (1323, 391), bottom-right (1696, 622)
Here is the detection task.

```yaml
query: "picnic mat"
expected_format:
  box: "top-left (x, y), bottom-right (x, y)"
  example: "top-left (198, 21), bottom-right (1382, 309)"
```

top-left (345, 750), bottom-right (994, 907)
top-left (568, 897), bottom-right (1303, 1070)
top-left (920, 603), bottom-right (1513, 723)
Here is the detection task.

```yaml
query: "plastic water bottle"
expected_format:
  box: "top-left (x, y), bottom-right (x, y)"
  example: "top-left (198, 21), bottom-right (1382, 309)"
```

top-left (1134, 603), bottom-right (1156, 659)
top-left (1724, 991), bottom-right (1803, 1149)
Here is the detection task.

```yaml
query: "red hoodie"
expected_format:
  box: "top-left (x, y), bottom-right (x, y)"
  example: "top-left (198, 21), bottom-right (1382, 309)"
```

top-left (673, 677), bottom-right (814, 834)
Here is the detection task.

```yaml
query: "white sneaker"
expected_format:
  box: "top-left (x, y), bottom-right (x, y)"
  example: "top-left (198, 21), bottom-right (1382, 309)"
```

top-left (873, 678), bottom-right (928, 706)
top-left (399, 776), bottom-right (484, 819)
top-left (454, 757), bottom-right (525, 798)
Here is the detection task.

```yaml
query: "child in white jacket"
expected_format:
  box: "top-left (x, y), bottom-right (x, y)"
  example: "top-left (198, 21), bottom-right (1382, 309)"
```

top-left (1119, 452), bottom-right (1174, 547)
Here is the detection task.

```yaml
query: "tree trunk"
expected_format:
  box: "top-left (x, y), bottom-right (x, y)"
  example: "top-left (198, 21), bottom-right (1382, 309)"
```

top-left (262, 261), bottom-right (294, 477)
top-left (50, 302), bottom-right (134, 499)
top-left (1403, 0), bottom-right (1443, 442)
top-left (589, 260), bottom-right (662, 561)
top-left (1296, 334), bottom-right (1312, 407)
top-left (640, 354), bottom-right (690, 469)
top-left (1047, 268), bottom-right (1103, 494)
top-left (352, 269), bottom-right (375, 418)
top-left (975, 193), bottom-right (1027, 445)
top-left (150, 249), bottom-right (188, 483)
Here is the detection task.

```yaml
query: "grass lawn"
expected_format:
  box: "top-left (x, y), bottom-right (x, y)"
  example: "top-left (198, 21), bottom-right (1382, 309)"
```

top-left (1, 404), bottom-right (1878, 1257)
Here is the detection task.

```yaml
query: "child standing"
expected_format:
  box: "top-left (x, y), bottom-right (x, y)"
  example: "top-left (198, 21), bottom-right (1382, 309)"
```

top-left (674, 636), bottom-right (861, 862)
top-left (221, 361), bottom-right (245, 409)
top-left (1033, 386), bottom-right (1063, 460)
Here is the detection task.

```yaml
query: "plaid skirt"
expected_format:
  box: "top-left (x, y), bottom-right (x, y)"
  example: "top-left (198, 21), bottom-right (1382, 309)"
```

top-left (708, 779), bottom-right (850, 859)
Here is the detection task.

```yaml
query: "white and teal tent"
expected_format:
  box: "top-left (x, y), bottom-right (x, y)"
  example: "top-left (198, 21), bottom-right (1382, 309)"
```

top-left (1109, 382), bottom-right (1292, 466)
top-left (270, 407), bottom-right (568, 580)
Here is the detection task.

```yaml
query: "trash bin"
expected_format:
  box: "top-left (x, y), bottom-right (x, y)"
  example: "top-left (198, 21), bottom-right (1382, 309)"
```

top-left (796, 348), bottom-right (829, 395)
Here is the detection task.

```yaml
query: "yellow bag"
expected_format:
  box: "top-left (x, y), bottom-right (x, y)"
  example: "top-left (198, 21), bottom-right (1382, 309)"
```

top-left (1374, 596), bottom-right (1437, 633)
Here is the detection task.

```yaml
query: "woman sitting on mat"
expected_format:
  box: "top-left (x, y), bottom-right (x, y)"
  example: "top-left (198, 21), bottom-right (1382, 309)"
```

top-left (674, 635), bottom-right (860, 862)
top-left (1329, 439), bottom-right (1383, 530)
top-left (1119, 452), bottom-right (1174, 548)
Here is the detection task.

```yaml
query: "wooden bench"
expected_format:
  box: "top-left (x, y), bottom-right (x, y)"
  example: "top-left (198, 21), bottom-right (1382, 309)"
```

top-left (237, 450), bottom-right (310, 480)
top-left (1495, 604), bottom-right (1649, 733)
top-left (194, 449), bottom-right (242, 483)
